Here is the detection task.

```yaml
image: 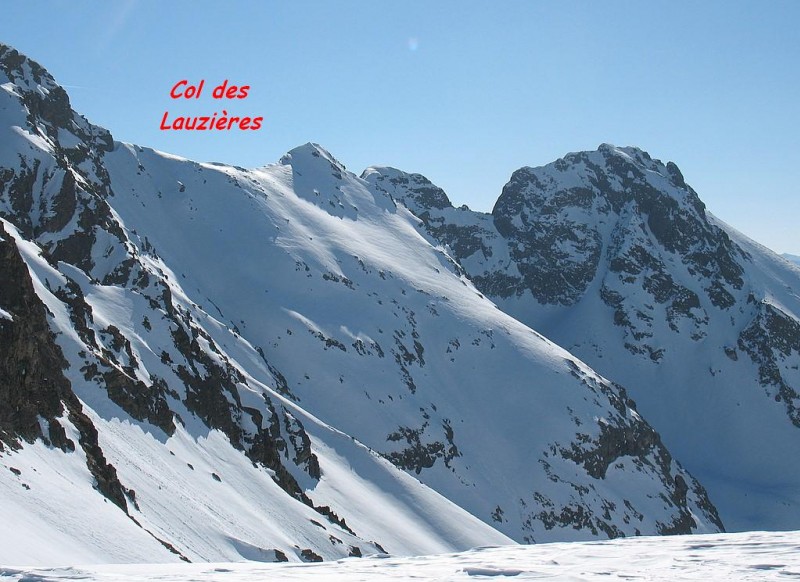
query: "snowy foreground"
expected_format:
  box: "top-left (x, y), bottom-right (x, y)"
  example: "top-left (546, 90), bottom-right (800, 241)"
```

top-left (3, 531), bottom-right (800, 581)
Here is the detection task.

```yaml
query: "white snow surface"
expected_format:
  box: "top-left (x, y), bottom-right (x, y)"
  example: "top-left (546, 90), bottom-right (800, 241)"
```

top-left (3, 530), bottom-right (800, 581)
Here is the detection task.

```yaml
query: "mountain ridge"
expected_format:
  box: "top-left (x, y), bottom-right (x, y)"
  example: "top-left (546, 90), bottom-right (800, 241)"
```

top-left (369, 144), bottom-right (800, 531)
top-left (0, 42), bottom-right (729, 563)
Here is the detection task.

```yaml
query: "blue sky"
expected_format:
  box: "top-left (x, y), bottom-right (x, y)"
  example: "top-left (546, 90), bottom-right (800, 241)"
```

top-left (3, 1), bottom-right (799, 253)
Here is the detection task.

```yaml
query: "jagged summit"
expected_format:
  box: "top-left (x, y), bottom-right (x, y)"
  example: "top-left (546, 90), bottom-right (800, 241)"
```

top-left (365, 144), bottom-right (740, 308)
top-left (0, 42), bottom-right (60, 93)
top-left (0, 43), bottom-right (113, 153)
top-left (363, 144), bottom-right (696, 223)
top-left (595, 143), bottom-right (665, 166)
top-left (496, 143), bottom-right (701, 221)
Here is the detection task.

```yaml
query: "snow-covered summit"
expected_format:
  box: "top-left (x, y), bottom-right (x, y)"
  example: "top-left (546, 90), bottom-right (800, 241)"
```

top-left (279, 142), bottom-right (346, 172)
top-left (272, 142), bottom-right (396, 219)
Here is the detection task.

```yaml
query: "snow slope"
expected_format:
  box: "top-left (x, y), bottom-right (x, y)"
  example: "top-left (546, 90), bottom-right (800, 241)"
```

top-left (0, 43), bottom-right (509, 563)
top-left (4, 530), bottom-right (800, 581)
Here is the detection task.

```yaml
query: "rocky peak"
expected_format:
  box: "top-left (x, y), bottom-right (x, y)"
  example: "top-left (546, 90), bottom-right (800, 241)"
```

top-left (0, 43), bottom-right (62, 99)
top-left (0, 44), bottom-right (133, 283)
top-left (489, 145), bottom-right (745, 306)
top-left (495, 144), bottom-right (703, 221)
top-left (0, 43), bottom-right (113, 153)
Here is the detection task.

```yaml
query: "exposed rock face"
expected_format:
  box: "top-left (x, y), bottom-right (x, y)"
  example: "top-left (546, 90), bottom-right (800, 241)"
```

top-left (738, 301), bottom-right (800, 427)
top-left (0, 221), bottom-right (131, 511)
top-left (0, 220), bottom-right (72, 448)
top-left (0, 44), bottom-right (120, 279)
top-left (371, 146), bottom-right (745, 311)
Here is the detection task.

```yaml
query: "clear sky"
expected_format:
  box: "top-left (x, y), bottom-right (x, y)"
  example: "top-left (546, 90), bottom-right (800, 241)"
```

top-left (3, 1), bottom-right (799, 254)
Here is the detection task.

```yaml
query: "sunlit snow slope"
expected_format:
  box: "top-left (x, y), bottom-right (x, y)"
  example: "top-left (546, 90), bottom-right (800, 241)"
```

top-left (5, 530), bottom-right (800, 581)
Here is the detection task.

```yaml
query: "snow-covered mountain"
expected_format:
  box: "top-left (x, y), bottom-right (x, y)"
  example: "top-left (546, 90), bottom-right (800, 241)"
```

top-left (366, 147), bottom-right (800, 532)
top-left (0, 43), bottom-right (725, 564)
